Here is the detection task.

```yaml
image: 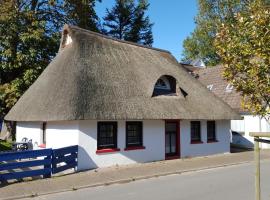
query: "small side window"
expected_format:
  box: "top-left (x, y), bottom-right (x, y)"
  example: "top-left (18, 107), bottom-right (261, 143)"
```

top-left (207, 84), bottom-right (213, 91)
top-left (225, 84), bottom-right (234, 93)
top-left (97, 122), bottom-right (117, 150)
top-left (42, 122), bottom-right (46, 144)
top-left (190, 121), bottom-right (201, 143)
top-left (207, 121), bottom-right (216, 142)
top-left (126, 122), bottom-right (143, 147)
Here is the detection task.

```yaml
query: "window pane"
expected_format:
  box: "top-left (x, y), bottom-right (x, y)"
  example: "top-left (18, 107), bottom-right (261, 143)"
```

top-left (165, 134), bottom-right (170, 153)
top-left (98, 122), bottom-right (117, 149)
top-left (191, 121), bottom-right (201, 142)
top-left (207, 121), bottom-right (216, 140)
top-left (165, 123), bottom-right (177, 132)
top-left (126, 122), bottom-right (142, 147)
top-left (170, 134), bottom-right (176, 153)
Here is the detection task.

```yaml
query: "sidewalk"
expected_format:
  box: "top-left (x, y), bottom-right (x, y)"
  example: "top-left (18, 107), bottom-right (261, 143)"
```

top-left (1, 150), bottom-right (269, 200)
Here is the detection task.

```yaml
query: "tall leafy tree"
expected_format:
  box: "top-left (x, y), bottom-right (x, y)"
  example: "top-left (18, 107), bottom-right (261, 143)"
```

top-left (215, 0), bottom-right (270, 117)
top-left (103, 0), bottom-right (153, 46)
top-left (0, 0), bottom-right (65, 118)
top-left (125, 0), bottom-right (153, 45)
top-left (64, 0), bottom-right (101, 32)
top-left (0, 0), bottom-right (103, 119)
top-left (182, 0), bottom-right (250, 65)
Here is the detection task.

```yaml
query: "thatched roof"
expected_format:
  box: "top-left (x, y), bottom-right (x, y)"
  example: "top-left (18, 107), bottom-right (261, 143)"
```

top-left (5, 25), bottom-right (240, 121)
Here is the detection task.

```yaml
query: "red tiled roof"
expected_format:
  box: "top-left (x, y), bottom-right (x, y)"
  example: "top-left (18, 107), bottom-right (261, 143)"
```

top-left (197, 66), bottom-right (247, 113)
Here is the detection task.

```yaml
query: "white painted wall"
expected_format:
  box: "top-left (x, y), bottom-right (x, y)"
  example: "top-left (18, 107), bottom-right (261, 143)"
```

top-left (77, 120), bottom-right (165, 170)
top-left (46, 121), bottom-right (79, 149)
top-left (180, 120), bottom-right (230, 158)
top-left (16, 122), bottom-right (42, 149)
top-left (261, 118), bottom-right (270, 132)
top-left (231, 115), bottom-right (270, 149)
top-left (231, 119), bottom-right (245, 133)
top-left (16, 119), bottom-right (232, 170)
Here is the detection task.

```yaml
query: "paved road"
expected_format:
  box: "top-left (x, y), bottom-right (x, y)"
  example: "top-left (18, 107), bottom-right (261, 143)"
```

top-left (28, 161), bottom-right (270, 200)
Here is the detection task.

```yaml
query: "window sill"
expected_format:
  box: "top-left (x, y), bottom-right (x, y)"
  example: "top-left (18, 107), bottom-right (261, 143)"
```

top-left (207, 140), bottom-right (218, 143)
top-left (190, 141), bottom-right (203, 144)
top-left (96, 148), bottom-right (120, 154)
top-left (124, 146), bottom-right (145, 151)
top-left (38, 143), bottom-right (46, 148)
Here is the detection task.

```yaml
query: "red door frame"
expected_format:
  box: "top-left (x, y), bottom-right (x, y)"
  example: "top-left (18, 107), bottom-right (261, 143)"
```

top-left (165, 120), bottom-right (180, 160)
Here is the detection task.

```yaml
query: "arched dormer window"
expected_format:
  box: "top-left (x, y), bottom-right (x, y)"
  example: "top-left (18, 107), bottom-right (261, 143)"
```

top-left (152, 75), bottom-right (177, 97)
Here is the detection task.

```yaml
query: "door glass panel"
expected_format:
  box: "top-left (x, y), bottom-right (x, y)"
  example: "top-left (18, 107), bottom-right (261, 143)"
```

top-left (166, 123), bottom-right (177, 132)
top-left (170, 133), bottom-right (176, 153)
top-left (165, 134), bottom-right (170, 153)
top-left (165, 122), bottom-right (178, 157)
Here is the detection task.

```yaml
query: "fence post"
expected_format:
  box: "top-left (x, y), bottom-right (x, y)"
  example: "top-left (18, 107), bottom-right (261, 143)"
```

top-left (43, 149), bottom-right (52, 178)
top-left (254, 137), bottom-right (260, 200)
top-left (51, 149), bottom-right (56, 174)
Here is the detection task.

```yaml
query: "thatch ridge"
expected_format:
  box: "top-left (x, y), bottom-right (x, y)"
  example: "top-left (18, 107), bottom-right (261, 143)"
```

top-left (63, 25), bottom-right (171, 54)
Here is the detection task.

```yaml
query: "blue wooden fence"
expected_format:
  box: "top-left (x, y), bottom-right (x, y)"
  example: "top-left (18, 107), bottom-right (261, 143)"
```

top-left (0, 145), bottom-right (78, 182)
top-left (52, 145), bottom-right (78, 174)
top-left (0, 148), bottom-right (52, 181)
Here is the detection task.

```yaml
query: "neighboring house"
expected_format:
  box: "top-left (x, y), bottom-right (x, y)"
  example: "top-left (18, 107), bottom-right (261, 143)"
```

top-left (181, 58), bottom-right (206, 68)
top-left (180, 59), bottom-right (206, 75)
top-left (5, 25), bottom-right (239, 170)
top-left (183, 64), bottom-right (270, 149)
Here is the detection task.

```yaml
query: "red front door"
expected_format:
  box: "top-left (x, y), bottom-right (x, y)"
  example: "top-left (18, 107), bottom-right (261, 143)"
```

top-left (165, 121), bottom-right (180, 159)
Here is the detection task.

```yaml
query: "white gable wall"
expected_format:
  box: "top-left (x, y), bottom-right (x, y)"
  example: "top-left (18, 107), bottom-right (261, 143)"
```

top-left (46, 121), bottom-right (79, 149)
top-left (16, 122), bottom-right (42, 149)
top-left (231, 115), bottom-right (270, 149)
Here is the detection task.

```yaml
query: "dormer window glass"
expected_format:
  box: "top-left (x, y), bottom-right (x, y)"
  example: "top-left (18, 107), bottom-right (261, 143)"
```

top-left (225, 84), bottom-right (234, 93)
top-left (207, 84), bottom-right (213, 91)
top-left (155, 78), bottom-right (171, 90)
top-left (152, 75), bottom-right (177, 97)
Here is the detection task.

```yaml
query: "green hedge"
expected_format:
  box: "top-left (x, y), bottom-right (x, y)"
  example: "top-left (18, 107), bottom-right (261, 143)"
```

top-left (0, 141), bottom-right (12, 151)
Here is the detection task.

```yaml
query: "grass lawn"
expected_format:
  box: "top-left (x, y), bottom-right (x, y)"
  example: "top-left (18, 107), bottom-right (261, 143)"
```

top-left (0, 141), bottom-right (12, 151)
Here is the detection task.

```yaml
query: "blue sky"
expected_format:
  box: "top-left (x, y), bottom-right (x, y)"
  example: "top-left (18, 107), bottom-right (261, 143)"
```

top-left (96, 1), bottom-right (198, 61)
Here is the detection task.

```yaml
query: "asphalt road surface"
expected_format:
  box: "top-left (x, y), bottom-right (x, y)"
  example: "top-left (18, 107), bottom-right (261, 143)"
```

top-left (28, 160), bottom-right (270, 200)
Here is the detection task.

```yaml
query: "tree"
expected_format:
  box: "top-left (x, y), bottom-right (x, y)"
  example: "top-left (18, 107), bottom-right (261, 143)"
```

top-left (215, 0), bottom-right (270, 117)
top-left (0, 0), bottom-right (104, 119)
top-left (64, 0), bottom-right (101, 32)
top-left (182, 0), bottom-right (250, 65)
top-left (125, 0), bottom-right (153, 45)
top-left (103, 0), bottom-right (153, 46)
top-left (0, 0), bottom-right (65, 118)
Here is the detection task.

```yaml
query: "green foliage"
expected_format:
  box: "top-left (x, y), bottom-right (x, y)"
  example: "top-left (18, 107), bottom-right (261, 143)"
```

top-left (0, 0), bottom-right (152, 118)
top-left (215, 0), bottom-right (270, 117)
top-left (64, 0), bottom-right (101, 32)
top-left (0, 0), bottom-right (102, 118)
top-left (103, 0), bottom-right (153, 46)
top-left (0, 141), bottom-right (12, 151)
top-left (182, 0), bottom-right (250, 65)
top-left (0, 0), bottom-right (64, 118)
